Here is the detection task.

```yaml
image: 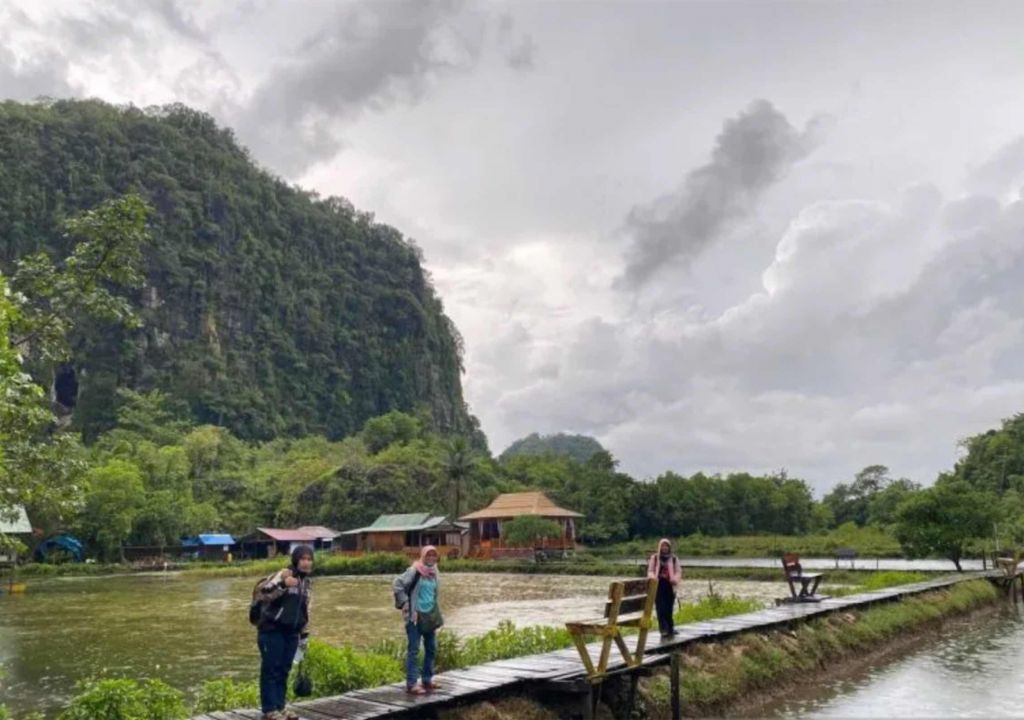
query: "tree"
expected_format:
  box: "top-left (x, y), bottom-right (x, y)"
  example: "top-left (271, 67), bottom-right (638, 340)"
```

top-left (79, 460), bottom-right (146, 561)
top-left (503, 515), bottom-right (563, 548)
top-left (953, 414), bottom-right (1024, 495)
top-left (823, 465), bottom-right (896, 527)
top-left (441, 436), bottom-right (477, 518)
top-left (499, 432), bottom-right (606, 463)
top-left (361, 411), bottom-right (423, 454)
top-left (894, 480), bottom-right (998, 571)
top-left (1, 195), bottom-right (149, 536)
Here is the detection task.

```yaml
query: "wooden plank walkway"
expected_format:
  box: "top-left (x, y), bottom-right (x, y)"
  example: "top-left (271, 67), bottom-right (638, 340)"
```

top-left (192, 572), bottom-right (996, 720)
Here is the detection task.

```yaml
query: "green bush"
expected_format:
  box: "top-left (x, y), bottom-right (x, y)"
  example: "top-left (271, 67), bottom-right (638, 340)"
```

top-left (191, 679), bottom-right (260, 713)
top-left (300, 639), bottom-right (403, 696)
top-left (58, 678), bottom-right (187, 720)
top-left (674, 593), bottom-right (763, 624)
top-left (459, 621), bottom-right (573, 667)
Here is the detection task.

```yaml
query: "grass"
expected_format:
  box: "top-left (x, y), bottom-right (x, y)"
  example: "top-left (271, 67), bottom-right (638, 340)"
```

top-left (641, 579), bottom-right (999, 715)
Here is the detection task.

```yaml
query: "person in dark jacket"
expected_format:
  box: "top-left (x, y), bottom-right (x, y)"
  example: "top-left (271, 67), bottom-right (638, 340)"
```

top-left (647, 538), bottom-right (681, 639)
top-left (393, 545), bottom-right (443, 694)
top-left (255, 545), bottom-right (314, 720)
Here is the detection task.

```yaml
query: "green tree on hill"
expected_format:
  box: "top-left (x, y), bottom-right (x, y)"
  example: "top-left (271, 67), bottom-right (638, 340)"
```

top-left (499, 432), bottom-right (605, 463)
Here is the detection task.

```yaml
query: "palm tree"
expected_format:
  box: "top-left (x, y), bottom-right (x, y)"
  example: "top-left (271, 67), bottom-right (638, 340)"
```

top-left (443, 436), bottom-right (476, 519)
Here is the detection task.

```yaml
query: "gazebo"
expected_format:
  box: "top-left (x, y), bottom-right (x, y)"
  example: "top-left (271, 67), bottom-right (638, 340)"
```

top-left (459, 491), bottom-right (582, 559)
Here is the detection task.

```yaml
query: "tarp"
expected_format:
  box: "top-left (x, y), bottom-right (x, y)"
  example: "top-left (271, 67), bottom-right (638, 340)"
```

top-left (33, 534), bottom-right (84, 562)
top-left (182, 533), bottom-right (236, 547)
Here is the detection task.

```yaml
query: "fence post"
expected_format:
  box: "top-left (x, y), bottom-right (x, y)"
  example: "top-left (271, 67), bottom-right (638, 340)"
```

top-left (670, 652), bottom-right (681, 720)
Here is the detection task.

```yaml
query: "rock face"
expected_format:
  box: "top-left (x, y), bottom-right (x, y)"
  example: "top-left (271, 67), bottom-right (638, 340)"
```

top-left (0, 99), bottom-right (473, 441)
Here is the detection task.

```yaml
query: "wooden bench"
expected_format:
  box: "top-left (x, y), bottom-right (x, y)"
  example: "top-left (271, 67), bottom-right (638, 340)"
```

top-left (565, 577), bottom-right (657, 680)
top-left (834, 547), bottom-right (857, 569)
top-left (782, 553), bottom-right (824, 602)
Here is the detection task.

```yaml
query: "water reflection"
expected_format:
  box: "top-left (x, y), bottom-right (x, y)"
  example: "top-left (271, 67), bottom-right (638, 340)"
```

top-left (766, 604), bottom-right (1024, 719)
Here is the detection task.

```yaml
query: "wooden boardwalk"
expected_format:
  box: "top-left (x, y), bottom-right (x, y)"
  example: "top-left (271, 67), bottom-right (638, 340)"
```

top-left (193, 572), bottom-right (996, 720)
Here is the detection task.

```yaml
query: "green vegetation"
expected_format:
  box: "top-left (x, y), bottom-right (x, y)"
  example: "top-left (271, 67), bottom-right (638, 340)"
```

top-left (502, 515), bottom-right (563, 547)
top-left (0, 98), bottom-right (474, 444)
top-left (0, 194), bottom-right (148, 532)
top-left (499, 432), bottom-right (605, 463)
top-left (58, 678), bottom-right (186, 720)
top-left (895, 481), bottom-right (1000, 571)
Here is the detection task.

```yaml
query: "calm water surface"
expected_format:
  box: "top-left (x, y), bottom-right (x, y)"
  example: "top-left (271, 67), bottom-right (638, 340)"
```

top-left (0, 572), bottom-right (776, 717)
top-left (760, 604), bottom-right (1024, 719)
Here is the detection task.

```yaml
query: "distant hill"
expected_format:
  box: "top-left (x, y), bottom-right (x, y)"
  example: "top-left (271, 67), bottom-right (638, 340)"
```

top-left (0, 99), bottom-right (475, 441)
top-left (499, 432), bottom-right (606, 463)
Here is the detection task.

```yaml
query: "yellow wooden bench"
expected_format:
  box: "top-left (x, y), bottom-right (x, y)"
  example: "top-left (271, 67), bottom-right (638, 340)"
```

top-left (565, 577), bottom-right (657, 680)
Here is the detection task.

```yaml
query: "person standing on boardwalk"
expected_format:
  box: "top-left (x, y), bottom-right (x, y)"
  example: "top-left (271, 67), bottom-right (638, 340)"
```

top-left (255, 545), bottom-right (314, 720)
top-left (393, 545), bottom-right (444, 695)
top-left (647, 538), bottom-right (681, 639)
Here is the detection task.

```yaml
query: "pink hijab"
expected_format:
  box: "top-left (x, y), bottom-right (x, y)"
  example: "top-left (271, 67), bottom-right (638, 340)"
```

top-left (414, 545), bottom-right (439, 579)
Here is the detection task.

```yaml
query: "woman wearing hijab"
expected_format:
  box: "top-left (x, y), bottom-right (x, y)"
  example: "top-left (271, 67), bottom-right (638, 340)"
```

top-left (647, 538), bottom-right (681, 639)
top-left (393, 545), bottom-right (444, 694)
top-left (255, 544), bottom-right (314, 720)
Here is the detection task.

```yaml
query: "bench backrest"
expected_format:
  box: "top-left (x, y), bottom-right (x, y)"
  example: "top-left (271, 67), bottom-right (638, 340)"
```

top-left (602, 578), bottom-right (653, 618)
top-left (835, 547), bottom-right (857, 560)
top-left (782, 553), bottom-right (802, 577)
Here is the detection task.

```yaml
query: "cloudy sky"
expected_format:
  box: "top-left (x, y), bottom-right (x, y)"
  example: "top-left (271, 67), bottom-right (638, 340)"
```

top-left (3, 0), bottom-right (1024, 492)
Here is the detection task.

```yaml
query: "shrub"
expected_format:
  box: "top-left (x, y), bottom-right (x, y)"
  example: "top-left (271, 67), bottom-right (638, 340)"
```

top-left (300, 639), bottom-right (403, 696)
top-left (191, 679), bottom-right (260, 712)
top-left (58, 678), bottom-right (187, 720)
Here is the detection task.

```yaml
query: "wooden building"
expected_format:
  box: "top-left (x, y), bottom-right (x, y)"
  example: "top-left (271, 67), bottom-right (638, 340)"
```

top-left (181, 533), bottom-right (237, 561)
top-left (459, 491), bottom-right (582, 560)
top-left (0, 505), bottom-right (32, 565)
top-left (238, 526), bottom-right (339, 559)
top-left (339, 514), bottom-right (468, 558)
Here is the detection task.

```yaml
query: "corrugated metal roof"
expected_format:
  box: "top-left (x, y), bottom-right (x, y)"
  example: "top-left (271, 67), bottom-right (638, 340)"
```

top-left (0, 505), bottom-right (32, 534)
top-left (341, 514), bottom-right (460, 535)
top-left (369, 513), bottom-right (432, 530)
top-left (296, 525), bottom-right (341, 539)
top-left (459, 491), bottom-right (583, 521)
top-left (254, 528), bottom-right (319, 542)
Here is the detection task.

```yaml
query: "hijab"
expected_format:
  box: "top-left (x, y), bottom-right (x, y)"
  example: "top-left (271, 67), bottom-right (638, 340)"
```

top-left (414, 544), bottom-right (439, 579)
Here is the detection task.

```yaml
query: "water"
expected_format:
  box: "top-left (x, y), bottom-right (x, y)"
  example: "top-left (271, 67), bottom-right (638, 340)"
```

top-left (0, 572), bottom-right (776, 717)
top-left (762, 605), bottom-right (1024, 718)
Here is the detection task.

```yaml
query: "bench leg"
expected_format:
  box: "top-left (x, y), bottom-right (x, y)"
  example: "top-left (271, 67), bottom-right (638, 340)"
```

top-left (809, 575), bottom-right (822, 596)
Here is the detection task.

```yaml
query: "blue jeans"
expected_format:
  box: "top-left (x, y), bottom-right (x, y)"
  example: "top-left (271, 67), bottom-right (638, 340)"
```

top-left (405, 620), bottom-right (436, 688)
top-left (257, 630), bottom-right (299, 713)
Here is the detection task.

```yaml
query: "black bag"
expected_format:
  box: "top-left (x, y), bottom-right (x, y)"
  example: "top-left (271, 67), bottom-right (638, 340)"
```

top-left (293, 662), bottom-right (313, 697)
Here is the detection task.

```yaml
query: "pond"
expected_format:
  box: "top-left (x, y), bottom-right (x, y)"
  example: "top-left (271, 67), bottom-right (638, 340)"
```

top-left (0, 572), bottom-right (777, 718)
top-left (760, 604), bottom-right (1024, 718)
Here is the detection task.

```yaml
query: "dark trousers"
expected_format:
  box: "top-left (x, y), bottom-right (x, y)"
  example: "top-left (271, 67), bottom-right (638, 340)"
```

top-left (405, 620), bottom-right (437, 688)
top-left (257, 629), bottom-right (299, 713)
top-left (656, 578), bottom-right (676, 635)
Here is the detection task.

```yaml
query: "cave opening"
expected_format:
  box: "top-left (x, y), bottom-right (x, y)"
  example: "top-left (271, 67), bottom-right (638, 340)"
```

top-left (54, 363), bottom-right (78, 408)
